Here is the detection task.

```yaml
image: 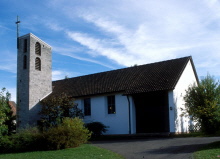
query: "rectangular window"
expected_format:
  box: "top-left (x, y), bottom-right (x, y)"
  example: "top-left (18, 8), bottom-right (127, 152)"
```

top-left (107, 95), bottom-right (116, 114)
top-left (23, 39), bottom-right (27, 53)
top-left (84, 98), bottom-right (91, 116)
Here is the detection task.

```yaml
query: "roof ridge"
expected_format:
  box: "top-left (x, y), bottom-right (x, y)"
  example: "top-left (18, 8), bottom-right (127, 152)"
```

top-left (53, 56), bottom-right (191, 83)
top-left (50, 56), bottom-right (195, 98)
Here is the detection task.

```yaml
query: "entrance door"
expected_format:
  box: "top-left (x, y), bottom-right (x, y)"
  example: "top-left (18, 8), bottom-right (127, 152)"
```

top-left (133, 91), bottom-right (169, 133)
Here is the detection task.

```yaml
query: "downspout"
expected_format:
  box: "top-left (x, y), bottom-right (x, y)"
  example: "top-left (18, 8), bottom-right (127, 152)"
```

top-left (127, 95), bottom-right (131, 134)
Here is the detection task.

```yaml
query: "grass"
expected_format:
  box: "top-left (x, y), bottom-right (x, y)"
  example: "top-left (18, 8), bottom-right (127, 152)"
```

top-left (193, 141), bottom-right (220, 159)
top-left (0, 144), bottom-right (124, 159)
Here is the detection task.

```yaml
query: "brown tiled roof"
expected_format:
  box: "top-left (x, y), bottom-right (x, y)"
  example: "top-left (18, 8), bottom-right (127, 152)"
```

top-left (49, 56), bottom-right (198, 98)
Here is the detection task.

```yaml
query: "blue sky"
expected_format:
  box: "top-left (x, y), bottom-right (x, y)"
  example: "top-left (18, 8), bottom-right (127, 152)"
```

top-left (1, 0), bottom-right (220, 102)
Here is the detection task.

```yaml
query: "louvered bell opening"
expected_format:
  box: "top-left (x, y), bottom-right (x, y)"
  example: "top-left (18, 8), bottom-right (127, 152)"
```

top-left (35, 42), bottom-right (41, 56)
top-left (35, 57), bottom-right (41, 71)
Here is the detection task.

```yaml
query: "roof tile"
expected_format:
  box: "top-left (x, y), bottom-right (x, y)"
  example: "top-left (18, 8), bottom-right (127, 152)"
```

top-left (49, 56), bottom-right (197, 98)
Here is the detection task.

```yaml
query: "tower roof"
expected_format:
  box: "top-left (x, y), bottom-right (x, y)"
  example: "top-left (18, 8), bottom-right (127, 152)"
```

top-left (19, 33), bottom-right (52, 49)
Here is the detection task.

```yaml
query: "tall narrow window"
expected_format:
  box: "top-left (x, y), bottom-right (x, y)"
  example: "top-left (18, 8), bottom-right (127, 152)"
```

top-left (107, 95), bottom-right (116, 114)
top-left (35, 42), bottom-right (41, 56)
top-left (35, 57), bottom-right (41, 71)
top-left (23, 55), bottom-right (27, 69)
top-left (23, 39), bottom-right (27, 53)
top-left (84, 98), bottom-right (91, 116)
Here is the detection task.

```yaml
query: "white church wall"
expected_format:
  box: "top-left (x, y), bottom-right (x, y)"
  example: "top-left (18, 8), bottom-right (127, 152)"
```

top-left (168, 91), bottom-right (175, 132)
top-left (128, 95), bottom-right (136, 134)
top-left (76, 93), bottom-right (130, 134)
top-left (169, 60), bottom-right (198, 133)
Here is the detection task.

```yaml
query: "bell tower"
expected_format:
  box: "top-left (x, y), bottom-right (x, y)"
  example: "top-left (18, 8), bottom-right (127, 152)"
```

top-left (17, 33), bottom-right (52, 128)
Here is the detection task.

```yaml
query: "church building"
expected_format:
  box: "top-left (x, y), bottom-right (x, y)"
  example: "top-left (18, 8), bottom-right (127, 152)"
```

top-left (17, 33), bottom-right (199, 134)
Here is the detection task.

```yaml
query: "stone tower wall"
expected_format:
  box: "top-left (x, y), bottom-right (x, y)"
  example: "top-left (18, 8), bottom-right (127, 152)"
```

top-left (17, 33), bottom-right (52, 128)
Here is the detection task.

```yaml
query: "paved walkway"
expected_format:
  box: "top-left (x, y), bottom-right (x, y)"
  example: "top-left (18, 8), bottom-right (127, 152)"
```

top-left (92, 137), bottom-right (220, 159)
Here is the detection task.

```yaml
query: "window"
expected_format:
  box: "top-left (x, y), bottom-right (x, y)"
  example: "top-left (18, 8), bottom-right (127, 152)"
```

top-left (35, 57), bottom-right (41, 71)
top-left (23, 55), bottom-right (27, 69)
top-left (23, 39), bottom-right (27, 53)
top-left (35, 42), bottom-right (41, 56)
top-left (107, 95), bottom-right (116, 114)
top-left (84, 98), bottom-right (91, 116)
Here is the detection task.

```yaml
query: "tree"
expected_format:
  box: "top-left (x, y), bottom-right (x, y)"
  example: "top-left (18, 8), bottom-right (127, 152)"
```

top-left (39, 93), bottom-right (84, 129)
top-left (0, 88), bottom-right (12, 136)
top-left (184, 75), bottom-right (220, 134)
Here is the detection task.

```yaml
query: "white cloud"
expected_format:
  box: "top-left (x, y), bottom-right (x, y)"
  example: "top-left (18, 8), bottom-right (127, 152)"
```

top-left (52, 70), bottom-right (77, 81)
top-left (0, 25), bottom-right (15, 32)
top-left (0, 64), bottom-right (16, 73)
top-left (45, 22), bottom-right (64, 32)
top-left (53, 45), bottom-right (116, 69)
top-left (78, 0), bottom-right (220, 74)
top-left (0, 51), bottom-right (17, 73)
top-left (66, 31), bottom-right (138, 66)
top-left (45, 0), bottom-right (220, 77)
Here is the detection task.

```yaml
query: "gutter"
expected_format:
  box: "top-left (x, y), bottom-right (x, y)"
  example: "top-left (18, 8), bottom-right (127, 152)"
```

top-left (126, 95), bottom-right (131, 134)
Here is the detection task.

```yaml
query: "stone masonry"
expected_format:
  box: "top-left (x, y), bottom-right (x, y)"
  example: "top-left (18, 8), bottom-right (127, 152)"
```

top-left (17, 33), bottom-right (52, 128)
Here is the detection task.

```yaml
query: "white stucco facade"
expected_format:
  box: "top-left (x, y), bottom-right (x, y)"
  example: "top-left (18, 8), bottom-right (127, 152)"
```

top-left (168, 60), bottom-right (198, 133)
top-left (75, 60), bottom-right (198, 135)
top-left (76, 93), bottom-right (136, 134)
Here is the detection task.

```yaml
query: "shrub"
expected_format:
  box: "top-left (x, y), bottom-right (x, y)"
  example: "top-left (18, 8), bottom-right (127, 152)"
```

top-left (0, 136), bottom-right (13, 153)
top-left (0, 127), bottom-right (44, 153)
top-left (12, 127), bottom-right (44, 152)
top-left (0, 118), bottom-right (91, 152)
top-left (43, 117), bottom-right (91, 150)
top-left (85, 122), bottom-right (108, 137)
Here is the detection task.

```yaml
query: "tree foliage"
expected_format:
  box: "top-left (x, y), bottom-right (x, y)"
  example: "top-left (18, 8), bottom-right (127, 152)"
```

top-left (184, 75), bottom-right (220, 134)
top-left (0, 88), bottom-right (12, 136)
top-left (39, 93), bottom-right (84, 129)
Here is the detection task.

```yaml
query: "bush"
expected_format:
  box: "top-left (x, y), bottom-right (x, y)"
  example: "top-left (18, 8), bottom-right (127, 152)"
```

top-left (85, 122), bottom-right (108, 137)
top-left (43, 117), bottom-right (91, 150)
top-left (12, 127), bottom-right (44, 152)
top-left (0, 118), bottom-right (91, 152)
top-left (0, 136), bottom-right (13, 153)
top-left (0, 127), bottom-right (44, 153)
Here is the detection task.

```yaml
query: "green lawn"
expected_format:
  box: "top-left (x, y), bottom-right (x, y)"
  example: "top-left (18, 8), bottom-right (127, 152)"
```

top-left (0, 144), bottom-right (124, 159)
top-left (194, 141), bottom-right (220, 159)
